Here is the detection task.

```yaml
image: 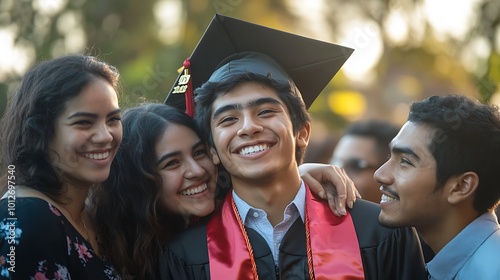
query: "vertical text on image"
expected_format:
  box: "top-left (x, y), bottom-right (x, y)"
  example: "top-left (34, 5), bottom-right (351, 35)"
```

top-left (5, 164), bottom-right (17, 272)
top-left (7, 165), bottom-right (16, 218)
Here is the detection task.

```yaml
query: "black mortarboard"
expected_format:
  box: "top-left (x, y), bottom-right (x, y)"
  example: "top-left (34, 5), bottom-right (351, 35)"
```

top-left (164, 14), bottom-right (353, 116)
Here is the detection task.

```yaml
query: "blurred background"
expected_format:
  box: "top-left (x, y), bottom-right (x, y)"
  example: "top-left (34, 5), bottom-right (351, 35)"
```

top-left (1, 0), bottom-right (499, 162)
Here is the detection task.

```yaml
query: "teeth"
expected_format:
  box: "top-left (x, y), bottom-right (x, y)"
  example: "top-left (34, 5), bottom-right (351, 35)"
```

top-left (381, 194), bottom-right (397, 203)
top-left (239, 144), bottom-right (269, 155)
top-left (181, 183), bottom-right (208, 196)
top-left (84, 151), bottom-right (110, 160)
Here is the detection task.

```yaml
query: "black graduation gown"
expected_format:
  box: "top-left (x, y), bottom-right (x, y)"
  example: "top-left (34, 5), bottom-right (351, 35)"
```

top-left (159, 199), bottom-right (428, 280)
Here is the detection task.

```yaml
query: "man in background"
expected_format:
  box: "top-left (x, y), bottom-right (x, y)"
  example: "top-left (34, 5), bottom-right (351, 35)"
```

top-left (331, 120), bottom-right (399, 203)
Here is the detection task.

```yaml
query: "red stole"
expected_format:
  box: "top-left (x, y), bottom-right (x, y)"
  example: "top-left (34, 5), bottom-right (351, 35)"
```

top-left (206, 186), bottom-right (365, 279)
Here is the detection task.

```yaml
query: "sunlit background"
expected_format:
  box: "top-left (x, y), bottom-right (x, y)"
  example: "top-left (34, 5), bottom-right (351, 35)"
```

top-left (1, 0), bottom-right (499, 162)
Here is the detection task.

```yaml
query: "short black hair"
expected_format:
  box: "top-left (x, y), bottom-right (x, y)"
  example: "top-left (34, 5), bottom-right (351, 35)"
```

top-left (408, 95), bottom-right (500, 213)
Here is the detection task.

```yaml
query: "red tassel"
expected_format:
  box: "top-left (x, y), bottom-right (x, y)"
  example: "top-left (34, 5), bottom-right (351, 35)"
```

top-left (183, 58), bottom-right (194, 117)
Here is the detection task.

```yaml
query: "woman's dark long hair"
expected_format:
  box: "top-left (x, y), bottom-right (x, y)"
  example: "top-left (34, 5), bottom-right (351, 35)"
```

top-left (92, 103), bottom-right (205, 279)
top-left (0, 55), bottom-right (120, 200)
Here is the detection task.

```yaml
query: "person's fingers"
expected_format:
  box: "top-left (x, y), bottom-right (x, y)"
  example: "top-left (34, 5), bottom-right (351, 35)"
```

top-left (355, 189), bottom-right (362, 199)
top-left (323, 183), bottom-right (341, 216)
top-left (302, 173), bottom-right (326, 199)
top-left (333, 190), bottom-right (347, 216)
top-left (316, 165), bottom-right (352, 215)
top-left (321, 166), bottom-right (347, 206)
top-left (300, 164), bottom-right (352, 215)
top-left (339, 168), bottom-right (357, 208)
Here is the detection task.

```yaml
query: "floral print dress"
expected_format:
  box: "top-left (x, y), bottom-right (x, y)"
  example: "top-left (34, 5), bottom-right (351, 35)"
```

top-left (0, 197), bottom-right (122, 279)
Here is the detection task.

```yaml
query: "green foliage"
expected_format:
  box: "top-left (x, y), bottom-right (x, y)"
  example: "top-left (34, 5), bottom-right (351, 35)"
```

top-left (0, 0), bottom-right (498, 121)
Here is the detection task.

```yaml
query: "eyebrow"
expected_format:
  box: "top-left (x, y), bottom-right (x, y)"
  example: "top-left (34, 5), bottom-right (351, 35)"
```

top-left (391, 145), bottom-right (421, 162)
top-left (157, 140), bottom-right (205, 165)
top-left (67, 109), bottom-right (122, 120)
top-left (212, 97), bottom-right (282, 120)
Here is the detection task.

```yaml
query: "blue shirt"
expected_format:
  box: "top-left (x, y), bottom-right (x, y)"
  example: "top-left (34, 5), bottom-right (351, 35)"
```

top-left (427, 212), bottom-right (500, 280)
top-left (232, 181), bottom-right (306, 264)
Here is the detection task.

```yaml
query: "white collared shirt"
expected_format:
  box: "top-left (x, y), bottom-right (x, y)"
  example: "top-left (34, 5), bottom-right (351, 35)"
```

top-left (232, 181), bottom-right (306, 264)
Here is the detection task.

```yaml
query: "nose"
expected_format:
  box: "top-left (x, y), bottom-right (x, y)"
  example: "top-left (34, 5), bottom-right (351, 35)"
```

top-left (237, 114), bottom-right (263, 137)
top-left (92, 123), bottom-right (113, 144)
top-left (185, 158), bottom-right (206, 179)
top-left (373, 161), bottom-right (391, 186)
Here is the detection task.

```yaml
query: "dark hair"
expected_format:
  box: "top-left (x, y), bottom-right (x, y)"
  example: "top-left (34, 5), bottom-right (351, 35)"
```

top-left (408, 95), bottom-right (500, 213)
top-left (195, 72), bottom-right (311, 164)
top-left (344, 120), bottom-right (400, 165)
top-left (92, 103), bottom-right (205, 279)
top-left (0, 55), bottom-right (120, 199)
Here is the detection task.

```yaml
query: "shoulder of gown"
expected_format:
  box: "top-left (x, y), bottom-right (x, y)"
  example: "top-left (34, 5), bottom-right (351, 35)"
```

top-left (350, 199), bottom-right (428, 280)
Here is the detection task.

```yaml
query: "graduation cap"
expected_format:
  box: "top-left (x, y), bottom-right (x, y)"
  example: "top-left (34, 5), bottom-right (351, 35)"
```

top-left (164, 14), bottom-right (354, 117)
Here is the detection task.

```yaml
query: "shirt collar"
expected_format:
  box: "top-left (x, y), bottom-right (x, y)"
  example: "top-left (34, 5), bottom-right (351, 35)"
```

top-left (427, 211), bottom-right (500, 279)
top-left (232, 180), bottom-right (306, 223)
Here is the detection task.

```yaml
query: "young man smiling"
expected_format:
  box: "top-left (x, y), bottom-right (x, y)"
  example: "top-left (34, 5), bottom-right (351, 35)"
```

top-left (375, 95), bottom-right (500, 279)
top-left (160, 15), bottom-right (427, 280)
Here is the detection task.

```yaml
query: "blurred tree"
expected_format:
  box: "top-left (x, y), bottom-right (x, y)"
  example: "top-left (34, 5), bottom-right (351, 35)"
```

top-left (0, 0), bottom-right (295, 115)
top-left (316, 0), bottom-right (499, 128)
top-left (472, 1), bottom-right (500, 102)
top-left (0, 0), bottom-right (498, 120)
